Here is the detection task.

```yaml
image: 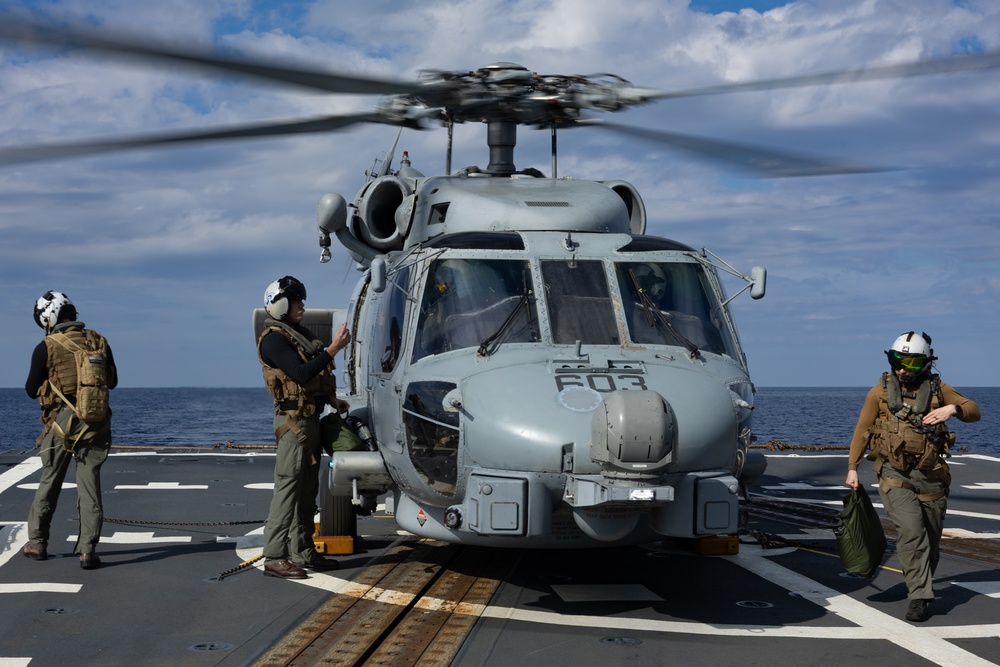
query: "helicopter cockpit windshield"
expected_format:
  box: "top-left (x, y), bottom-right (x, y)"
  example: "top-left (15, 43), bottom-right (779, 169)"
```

top-left (413, 258), bottom-right (541, 361)
top-left (616, 261), bottom-right (735, 357)
top-left (541, 260), bottom-right (620, 345)
top-left (409, 253), bottom-right (740, 361)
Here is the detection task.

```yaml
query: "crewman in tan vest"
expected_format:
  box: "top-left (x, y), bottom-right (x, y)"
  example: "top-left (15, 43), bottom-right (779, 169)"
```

top-left (846, 331), bottom-right (980, 622)
top-left (24, 291), bottom-right (118, 570)
top-left (257, 276), bottom-right (359, 579)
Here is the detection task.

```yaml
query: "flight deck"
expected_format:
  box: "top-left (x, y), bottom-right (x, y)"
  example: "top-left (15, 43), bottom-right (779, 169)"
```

top-left (1, 446), bottom-right (999, 667)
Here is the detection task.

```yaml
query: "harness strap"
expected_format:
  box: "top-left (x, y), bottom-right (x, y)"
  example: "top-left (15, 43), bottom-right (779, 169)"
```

top-left (877, 474), bottom-right (948, 502)
top-left (275, 411), bottom-right (305, 442)
top-left (872, 456), bottom-right (949, 502)
top-left (46, 382), bottom-right (90, 452)
top-left (275, 410), bottom-right (318, 466)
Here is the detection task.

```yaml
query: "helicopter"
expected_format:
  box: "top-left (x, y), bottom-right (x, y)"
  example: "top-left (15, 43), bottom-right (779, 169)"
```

top-left (3, 19), bottom-right (998, 547)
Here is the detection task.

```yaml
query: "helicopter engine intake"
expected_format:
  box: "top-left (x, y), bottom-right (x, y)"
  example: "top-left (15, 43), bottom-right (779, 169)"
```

top-left (357, 175), bottom-right (415, 252)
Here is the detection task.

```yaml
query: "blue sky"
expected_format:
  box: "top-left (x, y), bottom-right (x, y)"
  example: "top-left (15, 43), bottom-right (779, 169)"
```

top-left (1, 0), bottom-right (999, 388)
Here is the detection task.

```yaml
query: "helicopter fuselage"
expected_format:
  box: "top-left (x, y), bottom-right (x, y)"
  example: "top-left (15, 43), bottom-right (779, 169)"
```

top-left (324, 167), bottom-right (762, 548)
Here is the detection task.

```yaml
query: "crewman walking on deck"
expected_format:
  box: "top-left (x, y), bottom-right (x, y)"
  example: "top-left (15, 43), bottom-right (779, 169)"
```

top-left (257, 276), bottom-right (359, 579)
top-left (24, 291), bottom-right (118, 570)
top-left (845, 331), bottom-right (980, 622)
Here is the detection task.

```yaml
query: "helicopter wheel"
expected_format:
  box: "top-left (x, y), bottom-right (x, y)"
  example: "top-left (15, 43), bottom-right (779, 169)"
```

top-left (319, 463), bottom-right (358, 538)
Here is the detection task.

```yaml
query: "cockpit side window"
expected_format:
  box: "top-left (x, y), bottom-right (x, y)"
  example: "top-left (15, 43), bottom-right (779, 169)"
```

top-left (412, 258), bottom-right (539, 361)
top-left (616, 261), bottom-right (732, 356)
top-left (540, 260), bottom-right (620, 345)
top-left (370, 265), bottom-right (411, 375)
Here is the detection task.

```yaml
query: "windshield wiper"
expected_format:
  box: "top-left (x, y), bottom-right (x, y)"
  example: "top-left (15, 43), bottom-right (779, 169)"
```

top-left (628, 268), bottom-right (701, 359)
top-left (477, 272), bottom-right (535, 357)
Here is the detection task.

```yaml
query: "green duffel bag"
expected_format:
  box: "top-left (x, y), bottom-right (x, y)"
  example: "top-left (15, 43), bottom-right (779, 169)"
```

top-left (834, 486), bottom-right (887, 577)
top-left (320, 411), bottom-right (364, 455)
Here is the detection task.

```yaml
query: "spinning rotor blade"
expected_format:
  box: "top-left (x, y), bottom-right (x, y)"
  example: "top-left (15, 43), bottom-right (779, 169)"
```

top-left (0, 113), bottom-right (384, 166)
top-left (0, 19), bottom-right (425, 96)
top-left (584, 120), bottom-right (894, 177)
top-left (631, 51), bottom-right (1000, 103)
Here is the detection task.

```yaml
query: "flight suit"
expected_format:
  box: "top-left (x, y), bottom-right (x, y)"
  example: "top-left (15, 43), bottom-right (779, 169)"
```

top-left (848, 375), bottom-right (980, 600)
top-left (257, 319), bottom-right (360, 566)
top-left (26, 321), bottom-right (117, 556)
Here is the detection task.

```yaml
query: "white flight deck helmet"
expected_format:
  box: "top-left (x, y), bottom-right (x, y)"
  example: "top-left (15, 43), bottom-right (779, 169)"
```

top-left (264, 276), bottom-right (307, 320)
top-left (885, 331), bottom-right (935, 375)
top-left (33, 291), bottom-right (74, 333)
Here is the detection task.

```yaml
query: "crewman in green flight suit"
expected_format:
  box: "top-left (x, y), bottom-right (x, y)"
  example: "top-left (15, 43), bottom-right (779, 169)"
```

top-left (845, 331), bottom-right (980, 622)
top-left (24, 291), bottom-right (118, 570)
top-left (256, 276), bottom-right (360, 579)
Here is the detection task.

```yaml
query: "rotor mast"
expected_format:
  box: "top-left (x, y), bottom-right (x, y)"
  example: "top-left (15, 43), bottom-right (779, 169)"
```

top-left (486, 120), bottom-right (518, 175)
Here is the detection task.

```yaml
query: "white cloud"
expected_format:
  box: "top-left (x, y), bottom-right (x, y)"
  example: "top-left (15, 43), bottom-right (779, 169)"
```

top-left (1, 0), bottom-right (999, 387)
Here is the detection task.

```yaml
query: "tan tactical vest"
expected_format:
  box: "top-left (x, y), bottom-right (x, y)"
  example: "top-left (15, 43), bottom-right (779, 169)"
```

top-left (868, 372), bottom-right (954, 472)
top-left (257, 320), bottom-right (335, 440)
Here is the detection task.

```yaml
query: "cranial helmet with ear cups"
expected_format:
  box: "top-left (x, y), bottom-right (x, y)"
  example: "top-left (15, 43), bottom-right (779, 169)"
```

top-left (34, 291), bottom-right (73, 331)
top-left (264, 276), bottom-right (306, 320)
top-left (633, 263), bottom-right (667, 299)
top-left (885, 331), bottom-right (936, 375)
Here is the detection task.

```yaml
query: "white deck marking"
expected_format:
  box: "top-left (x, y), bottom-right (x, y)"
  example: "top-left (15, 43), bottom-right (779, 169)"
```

top-left (952, 581), bottom-right (1000, 598)
top-left (0, 523), bottom-right (83, 596)
top-left (943, 528), bottom-right (1000, 539)
top-left (245, 483), bottom-right (274, 490)
top-left (17, 483), bottom-right (75, 491)
top-left (956, 454), bottom-right (1000, 463)
top-left (113, 481), bottom-right (208, 490)
top-left (0, 657), bottom-right (31, 666)
top-left (0, 524), bottom-right (28, 568)
top-left (0, 458), bottom-right (42, 494)
top-left (0, 582), bottom-right (83, 594)
top-left (232, 527), bottom-right (353, 593)
top-left (962, 483), bottom-right (1000, 491)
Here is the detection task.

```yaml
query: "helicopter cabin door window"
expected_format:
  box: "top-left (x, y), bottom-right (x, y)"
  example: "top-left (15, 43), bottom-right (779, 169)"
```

top-left (615, 261), bottom-right (732, 357)
top-left (371, 265), bottom-right (411, 375)
top-left (540, 260), bottom-right (620, 345)
top-left (412, 258), bottom-right (539, 361)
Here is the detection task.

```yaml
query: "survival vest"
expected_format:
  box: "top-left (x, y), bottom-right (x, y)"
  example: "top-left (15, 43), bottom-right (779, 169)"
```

top-left (37, 325), bottom-right (111, 450)
top-left (257, 319), bottom-right (335, 442)
top-left (866, 372), bottom-right (955, 497)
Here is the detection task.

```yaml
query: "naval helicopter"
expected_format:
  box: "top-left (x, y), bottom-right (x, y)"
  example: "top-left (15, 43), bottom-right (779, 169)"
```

top-left (309, 94), bottom-right (769, 546)
top-left (3, 19), bottom-right (999, 547)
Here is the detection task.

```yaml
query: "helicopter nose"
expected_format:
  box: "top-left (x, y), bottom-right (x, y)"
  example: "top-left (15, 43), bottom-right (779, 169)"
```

top-left (590, 390), bottom-right (676, 476)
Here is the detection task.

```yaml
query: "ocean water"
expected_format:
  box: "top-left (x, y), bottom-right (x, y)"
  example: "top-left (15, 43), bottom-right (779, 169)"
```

top-left (1, 386), bottom-right (997, 454)
top-left (752, 386), bottom-right (998, 453)
top-left (0, 387), bottom-right (275, 451)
